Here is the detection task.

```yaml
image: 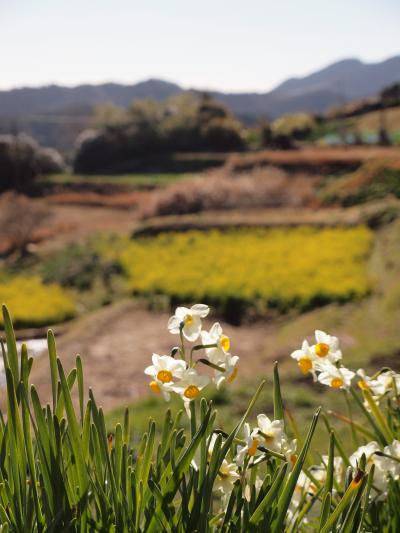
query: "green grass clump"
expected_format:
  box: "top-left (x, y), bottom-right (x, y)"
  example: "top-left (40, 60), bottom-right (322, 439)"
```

top-left (119, 226), bottom-right (373, 320)
top-left (342, 169), bottom-right (400, 206)
top-left (0, 276), bottom-right (75, 327)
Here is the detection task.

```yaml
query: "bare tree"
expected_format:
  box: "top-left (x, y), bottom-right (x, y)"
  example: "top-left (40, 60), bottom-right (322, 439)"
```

top-left (0, 192), bottom-right (51, 257)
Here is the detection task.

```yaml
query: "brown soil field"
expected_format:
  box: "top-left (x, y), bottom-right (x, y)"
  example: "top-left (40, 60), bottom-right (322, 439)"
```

top-left (46, 190), bottom-right (149, 209)
top-left (133, 199), bottom-right (400, 236)
top-left (227, 146), bottom-right (400, 173)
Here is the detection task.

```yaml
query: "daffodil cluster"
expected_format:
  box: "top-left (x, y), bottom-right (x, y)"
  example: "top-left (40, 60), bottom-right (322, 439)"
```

top-left (291, 329), bottom-right (355, 389)
top-left (235, 415), bottom-right (297, 468)
top-left (291, 328), bottom-right (400, 507)
top-left (145, 304), bottom-right (239, 411)
top-left (356, 368), bottom-right (400, 402)
top-left (194, 414), bottom-right (297, 500)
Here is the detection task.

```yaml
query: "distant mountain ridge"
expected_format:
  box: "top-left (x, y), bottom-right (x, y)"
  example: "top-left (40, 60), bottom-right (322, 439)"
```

top-left (0, 79), bottom-right (183, 116)
top-left (0, 56), bottom-right (399, 150)
top-left (1, 56), bottom-right (399, 119)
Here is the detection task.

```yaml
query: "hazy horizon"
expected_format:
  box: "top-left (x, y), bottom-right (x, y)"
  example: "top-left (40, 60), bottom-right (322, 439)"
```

top-left (1, 54), bottom-right (400, 95)
top-left (1, 0), bottom-right (399, 92)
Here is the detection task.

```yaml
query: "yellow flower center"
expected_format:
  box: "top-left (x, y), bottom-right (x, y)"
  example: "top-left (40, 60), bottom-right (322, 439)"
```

top-left (248, 439), bottom-right (259, 456)
top-left (149, 381), bottom-right (161, 394)
top-left (184, 314), bottom-right (194, 326)
top-left (298, 357), bottom-right (312, 374)
top-left (315, 343), bottom-right (329, 357)
top-left (220, 335), bottom-right (230, 352)
top-left (184, 385), bottom-right (200, 399)
top-left (227, 367), bottom-right (238, 383)
top-left (358, 380), bottom-right (369, 391)
top-left (263, 433), bottom-right (274, 444)
top-left (157, 370), bottom-right (173, 383)
top-left (331, 377), bottom-right (343, 389)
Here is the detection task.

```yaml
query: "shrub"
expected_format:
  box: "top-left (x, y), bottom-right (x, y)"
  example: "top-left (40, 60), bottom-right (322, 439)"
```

top-left (40, 243), bottom-right (122, 291)
top-left (0, 192), bottom-right (51, 256)
top-left (73, 94), bottom-right (244, 174)
top-left (36, 146), bottom-right (65, 174)
top-left (272, 113), bottom-right (316, 140)
top-left (140, 166), bottom-right (318, 218)
top-left (0, 134), bottom-right (38, 192)
top-left (0, 134), bottom-right (65, 191)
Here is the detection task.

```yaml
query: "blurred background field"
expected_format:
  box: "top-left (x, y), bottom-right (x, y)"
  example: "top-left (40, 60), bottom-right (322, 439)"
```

top-left (1, 0), bottom-right (400, 449)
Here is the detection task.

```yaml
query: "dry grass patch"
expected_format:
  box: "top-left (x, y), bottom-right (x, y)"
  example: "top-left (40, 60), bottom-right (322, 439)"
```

top-left (140, 166), bottom-right (320, 218)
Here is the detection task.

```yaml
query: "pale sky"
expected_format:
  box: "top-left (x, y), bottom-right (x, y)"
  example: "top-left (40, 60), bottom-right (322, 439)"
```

top-left (1, 0), bottom-right (399, 92)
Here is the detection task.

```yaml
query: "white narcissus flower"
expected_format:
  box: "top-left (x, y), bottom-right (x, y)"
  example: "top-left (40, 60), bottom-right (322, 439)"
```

top-left (214, 460), bottom-right (240, 494)
top-left (282, 438), bottom-right (298, 468)
top-left (311, 330), bottom-right (342, 363)
top-left (321, 456), bottom-right (344, 484)
top-left (382, 440), bottom-right (400, 480)
top-left (213, 355), bottom-right (239, 389)
top-left (201, 322), bottom-right (231, 364)
top-left (253, 415), bottom-right (285, 452)
top-left (144, 354), bottom-right (187, 400)
top-left (167, 304), bottom-right (209, 341)
top-left (312, 457), bottom-right (344, 490)
top-left (235, 423), bottom-right (260, 466)
top-left (350, 441), bottom-right (389, 494)
top-left (356, 368), bottom-right (376, 392)
top-left (244, 475), bottom-right (263, 502)
top-left (192, 432), bottom-right (221, 470)
top-left (365, 371), bottom-right (400, 397)
top-left (350, 441), bottom-right (381, 469)
top-left (290, 340), bottom-right (318, 380)
top-left (170, 368), bottom-right (209, 406)
top-left (317, 364), bottom-right (355, 390)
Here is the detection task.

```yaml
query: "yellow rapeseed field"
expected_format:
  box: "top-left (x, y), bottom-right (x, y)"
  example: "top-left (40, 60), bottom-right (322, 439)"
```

top-left (120, 227), bottom-right (373, 313)
top-left (0, 276), bottom-right (76, 327)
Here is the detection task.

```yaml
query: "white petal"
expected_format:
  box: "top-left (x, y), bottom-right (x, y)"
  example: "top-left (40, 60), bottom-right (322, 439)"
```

top-left (152, 353), bottom-right (161, 367)
top-left (183, 317), bottom-right (201, 341)
top-left (191, 304), bottom-right (210, 318)
top-left (161, 389), bottom-right (171, 401)
top-left (290, 349), bottom-right (304, 360)
top-left (144, 365), bottom-right (155, 376)
top-left (257, 414), bottom-right (270, 431)
top-left (207, 347), bottom-right (226, 365)
top-left (167, 316), bottom-right (181, 333)
top-left (301, 339), bottom-right (311, 352)
top-left (315, 330), bottom-right (328, 343)
top-left (201, 330), bottom-right (212, 345)
top-left (230, 355), bottom-right (239, 366)
top-left (214, 375), bottom-right (225, 389)
top-left (210, 322), bottom-right (222, 338)
top-left (330, 336), bottom-right (339, 351)
top-left (175, 307), bottom-right (190, 319)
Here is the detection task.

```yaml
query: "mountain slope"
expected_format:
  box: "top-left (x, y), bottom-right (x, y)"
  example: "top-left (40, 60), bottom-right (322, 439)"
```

top-left (1, 56), bottom-right (399, 120)
top-left (0, 79), bottom-right (183, 116)
top-left (0, 56), bottom-right (399, 150)
top-left (275, 56), bottom-right (400, 100)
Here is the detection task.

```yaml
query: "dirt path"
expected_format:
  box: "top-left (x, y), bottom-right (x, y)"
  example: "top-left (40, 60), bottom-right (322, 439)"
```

top-left (29, 300), bottom-right (281, 411)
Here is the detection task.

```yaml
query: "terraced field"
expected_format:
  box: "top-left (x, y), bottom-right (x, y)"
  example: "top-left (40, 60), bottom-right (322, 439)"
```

top-left (120, 226), bottom-right (373, 319)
